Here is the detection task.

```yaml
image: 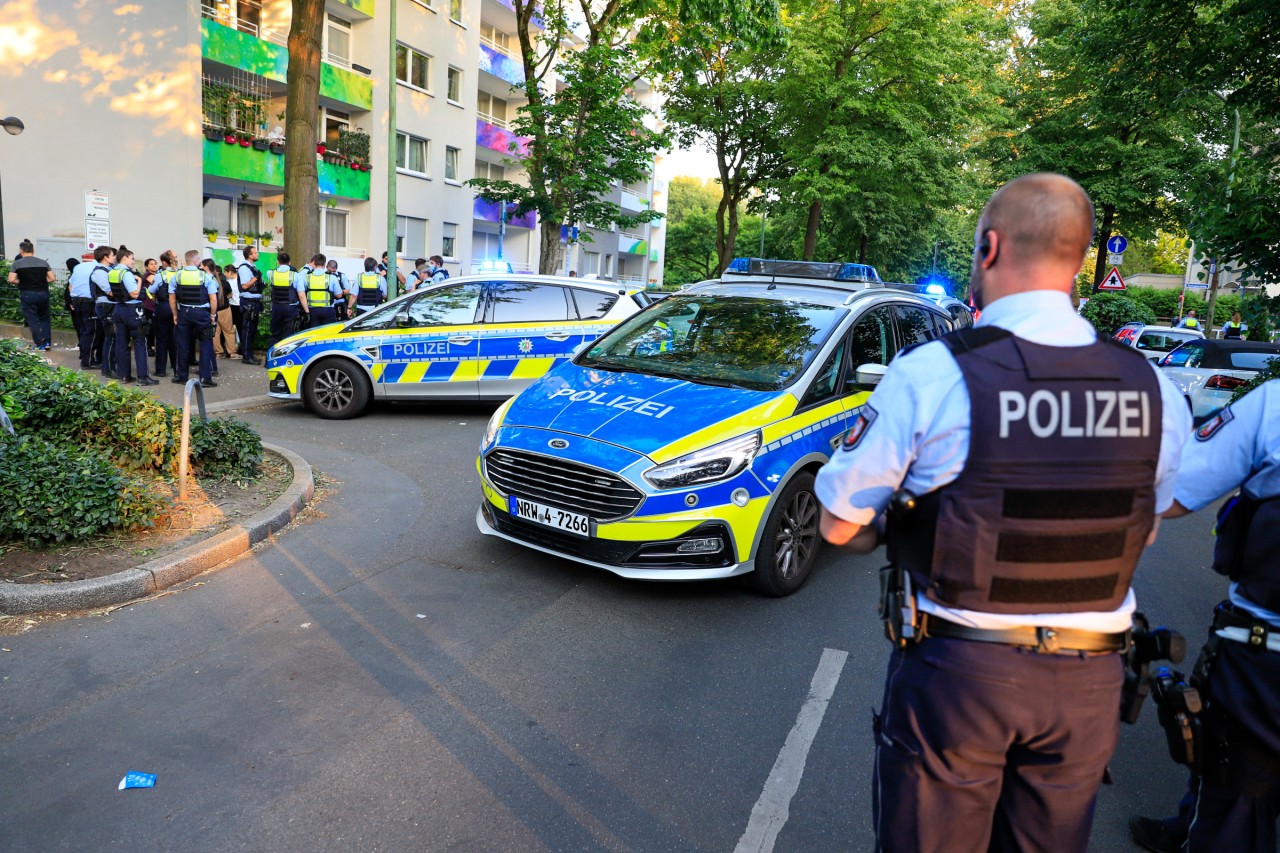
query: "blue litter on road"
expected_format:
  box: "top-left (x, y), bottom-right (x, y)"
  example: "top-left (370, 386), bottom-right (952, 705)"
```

top-left (118, 771), bottom-right (157, 790)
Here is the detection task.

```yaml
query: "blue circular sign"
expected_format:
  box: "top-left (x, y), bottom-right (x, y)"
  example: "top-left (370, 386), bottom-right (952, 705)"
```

top-left (1107, 235), bottom-right (1128, 254)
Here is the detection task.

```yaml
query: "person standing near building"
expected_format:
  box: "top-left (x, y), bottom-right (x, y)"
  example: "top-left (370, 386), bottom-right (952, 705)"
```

top-left (404, 258), bottom-right (428, 293)
top-left (138, 258), bottom-right (158, 357)
top-left (1222, 311), bottom-right (1246, 340)
top-left (300, 254), bottom-right (342, 328)
top-left (7, 239), bottom-right (54, 351)
top-left (325, 259), bottom-right (350, 321)
top-left (69, 254), bottom-right (97, 368)
top-left (236, 245), bottom-right (263, 365)
top-left (224, 263), bottom-right (243, 356)
top-left (350, 257), bottom-right (386, 317)
top-left (169, 249), bottom-right (218, 388)
top-left (107, 246), bottom-right (155, 386)
top-left (815, 173), bottom-right (1191, 852)
top-left (1180, 309), bottom-right (1202, 330)
top-left (148, 250), bottom-right (178, 377)
top-left (205, 258), bottom-right (237, 361)
top-left (379, 251), bottom-right (406, 293)
top-left (427, 255), bottom-right (449, 284)
top-left (90, 245), bottom-right (118, 376)
top-left (267, 251), bottom-right (305, 347)
top-left (1130, 381), bottom-right (1280, 853)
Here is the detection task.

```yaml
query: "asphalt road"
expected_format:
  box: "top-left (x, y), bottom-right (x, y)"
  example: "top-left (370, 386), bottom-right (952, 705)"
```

top-left (0, 400), bottom-right (1225, 852)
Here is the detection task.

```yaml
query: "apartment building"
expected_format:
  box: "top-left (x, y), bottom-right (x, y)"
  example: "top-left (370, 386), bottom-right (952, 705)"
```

top-left (0, 0), bottom-right (666, 284)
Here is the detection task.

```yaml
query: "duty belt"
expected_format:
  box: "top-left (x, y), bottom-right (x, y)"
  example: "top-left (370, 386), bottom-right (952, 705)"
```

top-left (1213, 601), bottom-right (1280, 652)
top-left (179, 303), bottom-right (210, 309)
top-left (924, 616), bottom-right (1129, 654)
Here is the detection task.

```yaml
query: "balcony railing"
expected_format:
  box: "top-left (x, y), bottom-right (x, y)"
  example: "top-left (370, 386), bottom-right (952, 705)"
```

top-left (479, 33), bottom-right (512, 57)
top-left (615, 274), bottom-right (644, 284)
top-left (477, 110), bottom-right (508, 130)
top-left (201, 1), bottom-right (287, 46)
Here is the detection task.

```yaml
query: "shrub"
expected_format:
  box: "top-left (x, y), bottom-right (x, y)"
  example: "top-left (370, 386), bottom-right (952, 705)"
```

top-left (0, 434), bottom-right (163, 545)
top-left (190, 417), bottom-right (262, 480)
top-left (1080, 294), bottom-right (1157, 336)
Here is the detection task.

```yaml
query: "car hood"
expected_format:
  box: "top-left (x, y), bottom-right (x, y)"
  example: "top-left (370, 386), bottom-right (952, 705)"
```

top-left (504, 362), bottom-right (797, 462)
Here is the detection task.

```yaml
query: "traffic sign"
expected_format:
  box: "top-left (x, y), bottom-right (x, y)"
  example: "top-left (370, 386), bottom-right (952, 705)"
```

top-left (1106, 235), bottom-right (1128, 254)
top-left (1107, 252), bottom-right (1125, 266)
top-left (1097, 267), bottom-right (1126, 291)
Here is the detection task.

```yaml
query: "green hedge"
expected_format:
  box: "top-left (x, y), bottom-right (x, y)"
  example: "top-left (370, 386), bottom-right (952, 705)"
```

top-left (1081, 294), bottom-right (1157, 336)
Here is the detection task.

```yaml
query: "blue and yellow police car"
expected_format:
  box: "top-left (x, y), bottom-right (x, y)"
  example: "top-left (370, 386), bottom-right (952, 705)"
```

top-left (476, 258), bottom-right (959, 595)
top-left (265, 274), bottom-right (651, 418)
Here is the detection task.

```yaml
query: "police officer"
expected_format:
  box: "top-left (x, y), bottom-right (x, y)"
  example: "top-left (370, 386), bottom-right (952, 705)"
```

top-left (324, 259), bottom-right (350, 322)
top-left (350, 257), bottom-right (387, 317)
top-left (1179, 309), bottom-right (1202, 331)
top-left (1130, 381), bottom-right (1280, 852)
top-left (815, 174), bottom-right (1192, 852)
top-left (169, 249), bottom-right (218, 388)
top-left (90, 245), bottom-right (118, 376)
top-left (426, 255), bottom-right (450, 284)
top-left (378, 250), bottom-right (407, 294)
top-left (302, 255), bottom-right (344, 328)
top-left (107, 246), bottom-right (155, 386)
top-left (1222, 311), bottom-right (1246, 340)
top-left (149, 250), bottom-right (178, 377)
top-left (236, 245), bottom-right (263, 365)
top-left (68, 252), bottom-right (97, 368)
top-left (267, 251), bottom-right (304, 347)
top-left (404, 258), bottom-right (429, 293)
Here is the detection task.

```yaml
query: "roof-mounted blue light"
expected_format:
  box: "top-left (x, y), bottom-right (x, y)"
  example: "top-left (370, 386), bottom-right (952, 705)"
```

top-left (478, 259), bottom-right (514, 273)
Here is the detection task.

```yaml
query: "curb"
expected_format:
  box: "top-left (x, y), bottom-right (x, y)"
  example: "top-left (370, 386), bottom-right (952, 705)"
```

top-left (0, 442), bottom-right (315, 616)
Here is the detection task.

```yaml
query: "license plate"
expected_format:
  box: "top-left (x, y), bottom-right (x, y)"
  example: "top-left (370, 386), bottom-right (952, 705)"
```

top-left (508, 495), bottom-right (591, 537)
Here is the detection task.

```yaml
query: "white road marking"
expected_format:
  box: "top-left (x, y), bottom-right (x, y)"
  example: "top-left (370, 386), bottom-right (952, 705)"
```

top-left (734, 647), bottom-right (849, 853)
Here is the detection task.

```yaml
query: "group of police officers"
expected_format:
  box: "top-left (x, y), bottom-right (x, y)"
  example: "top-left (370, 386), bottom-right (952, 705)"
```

top-left (815, 173), bottom-right (1280, 852)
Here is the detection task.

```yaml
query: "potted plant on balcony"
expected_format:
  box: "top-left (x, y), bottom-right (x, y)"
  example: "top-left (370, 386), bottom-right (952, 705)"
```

top-left (252, 137), bottom-right (270, 151)
top-left (224, 126), bottom-right (238, 145)
top-left (226, 230), bottom-right (240, 245)
top-left (237, 132), bottom-right (252, 148)
top-left (316, 142), bottom-right (327, 156)
top-left (259, 231), bottom-right (274, 248)
top-left (204, 125), bottom-right (222, 142)
top-left (337, 127), bottom-right (371, 174)
top-left (203, 228), bottom-right (219, 244)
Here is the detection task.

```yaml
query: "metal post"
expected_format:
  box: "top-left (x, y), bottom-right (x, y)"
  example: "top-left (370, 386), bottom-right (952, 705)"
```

top-left (385, 0), bottom-right (399, 298)
top-left (178, 379), bottom-right (208, 501)
top-left (759, 209), bottom-right (766, 256)
top-left (497, 200), bottom-right (506, 260)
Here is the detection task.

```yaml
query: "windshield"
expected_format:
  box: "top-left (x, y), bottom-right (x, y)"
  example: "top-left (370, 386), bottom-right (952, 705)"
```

top-left (1137, 330), bottom-right (1197, 353)
top-left (577, 295), bottom-right (844, 391)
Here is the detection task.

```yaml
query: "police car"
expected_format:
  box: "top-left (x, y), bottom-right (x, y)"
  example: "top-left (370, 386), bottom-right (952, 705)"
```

top-left (265, 274), bottom-right (651, 418)
top-left (476, 258), bottom-right (959, 595)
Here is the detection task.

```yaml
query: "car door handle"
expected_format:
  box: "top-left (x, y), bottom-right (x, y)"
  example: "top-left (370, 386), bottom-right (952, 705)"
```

top-left (544, 332), bottom-right (571, 342)
top-left (448, 335), bottom-right (474, 345)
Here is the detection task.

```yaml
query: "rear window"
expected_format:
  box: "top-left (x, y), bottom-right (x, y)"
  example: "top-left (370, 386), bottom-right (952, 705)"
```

top-left (1162, 343), bottom-right (1204, 367)
top-left (570, 288), bottom-right (619, 320)
top-left (1137, 331), bottom-right (1196, 353)
top-left (1229, 351), bottom-right (1280, 371)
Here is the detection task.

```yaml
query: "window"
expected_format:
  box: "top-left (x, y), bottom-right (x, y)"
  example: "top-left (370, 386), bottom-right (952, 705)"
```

top-left (322, 209), bottom-right (349, 249)
top-left (474, 160), bottom-right (504, 181)
top-left (396, 215), bottom-right (427, 258)
top-left (236, 202), bottom-right (260, 237)
top-left (321, 108), bottom-right (350, 149)
top-left (202, 197), bottom-right (231, 232)
top-left (1162, 343), bottom-right (1204, 368)
top-left (488, 282), bottom-right (572, 324)
top-left (449, 0), bottom-right (463, 22)
top-left (847, 307), bottom-right (896, 373)
top-left (442, 223), bottom-right (458, 258)
top-left (406, 283), bottom-right (482, 326)
top-left (395, 45), bottom-right (431, 91)
top-left (947, 304), bottom-right (973, 329)
top-left (570, 288), bottom-right (618, 321)
top-left (801, 340), bottom-right (847, 406)
top-left (324, 14), bottom-right (352, 66)
top-left (444, 146), bottom-right (460, 181)
top-left (892, 305), bottom-right (939, 349)
top-left (446, 67), bottom-right (462, 103)
top-left (581, 251), bottom-right (600, 275)
top-left (395, 132), bottom-right (429, 175)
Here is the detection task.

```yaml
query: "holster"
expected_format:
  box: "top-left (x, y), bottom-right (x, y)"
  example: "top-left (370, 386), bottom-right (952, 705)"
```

top-left (879, 565), bottom-right (922, 648)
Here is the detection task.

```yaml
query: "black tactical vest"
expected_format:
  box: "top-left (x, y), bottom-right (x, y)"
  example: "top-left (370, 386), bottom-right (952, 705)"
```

top-left (1212, 491), bottom-right (1280, 612)
top-left (888, 327), bottom-right (1163, 614)
top-left (271, 269), bottom-right (298, 304)
top-left (107, 268), bottom-right (130, 303)
top-left (174, 269), bottom-right (207, 305)
top-left (356, 272), bottom-right (381, 306)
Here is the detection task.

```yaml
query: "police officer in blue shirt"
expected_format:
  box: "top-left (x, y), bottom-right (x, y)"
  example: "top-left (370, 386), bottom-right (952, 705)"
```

top-left (89, 245), bottom-right (118, 376)
top-left (169, 249), bottom-right (218, 388)
top-left (237, 245), bottom-right (264, 365)
top-left (350, 257), bottom-right (387, 317)
top-left (267, 251), bottom-right (306, 347)
top-left (1130, 381), bottom-right (1280, 853)
top-left (300, 254), bottom-right (344, 328)
top-left (148, 250), bottom-right (179, 377)
top-left (815, 174), bottom-right (1192, 852)
top-left (68, 256), bottom-right (97, 367)
top-left (106, 246), bottom-right (155, 386)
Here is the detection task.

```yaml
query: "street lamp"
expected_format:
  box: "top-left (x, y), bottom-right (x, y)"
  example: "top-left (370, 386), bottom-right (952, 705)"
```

top-left (0, 116), bottom-right (24, 260)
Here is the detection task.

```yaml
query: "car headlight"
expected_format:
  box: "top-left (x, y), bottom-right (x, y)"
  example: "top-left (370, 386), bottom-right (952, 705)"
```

top-left (271, 339), bottom-right (303, 359)
top-left (643, 432), bottom-right (761, 490)
top-left (481, 398), bottom-right (514, 452)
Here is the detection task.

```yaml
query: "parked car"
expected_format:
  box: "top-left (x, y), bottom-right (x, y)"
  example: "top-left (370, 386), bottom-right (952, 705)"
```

top-left (1112, 322), bottom-right (1205, 361)
top-left (1157, 338), bottom-right (1280, 419)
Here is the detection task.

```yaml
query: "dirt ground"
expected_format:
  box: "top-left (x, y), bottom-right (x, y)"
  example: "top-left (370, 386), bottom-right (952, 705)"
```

top-left (0, 450), bottom-right (293, 585)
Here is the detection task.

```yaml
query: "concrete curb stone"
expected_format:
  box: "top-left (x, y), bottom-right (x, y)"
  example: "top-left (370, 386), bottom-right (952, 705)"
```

top-left (0, 442), bottom-right (314, 616)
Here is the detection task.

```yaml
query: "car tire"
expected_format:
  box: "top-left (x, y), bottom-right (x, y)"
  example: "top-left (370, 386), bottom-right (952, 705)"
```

top-left (303, 358), bottom-right (371, 419)
top-left (750, 471), bottom-right (821, 597)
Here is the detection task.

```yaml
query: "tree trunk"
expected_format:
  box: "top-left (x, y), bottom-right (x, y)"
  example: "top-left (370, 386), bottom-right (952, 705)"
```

top-left (859, 234), bottom-right (868, 264)
top-left (803, 199), bottom-right (822, 260)
top-left (722, 198), bottom-right (741, 271)
top-left (1205, 259), bottom-right (1221, 338)
top-left (715, 194), bottom-right (732, 272)
top-left (539, 221), bottom-right (564, 275)
top-left (284, 0), bottom-right (324, 264)
top-left (1092, 203), bottom-right (1115, 290)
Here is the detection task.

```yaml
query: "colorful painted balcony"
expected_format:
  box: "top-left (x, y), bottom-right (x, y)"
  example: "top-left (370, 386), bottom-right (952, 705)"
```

top-left (619, 232), bottom-right (649, 256)
top-left (203, 138), bottom-right (371, 201)
top-left (478, 43), bottom-right (525, 87)
top-left (476, 118), bottom-right (530, 158)
top-left (473, 197), bottom-right (536, 229)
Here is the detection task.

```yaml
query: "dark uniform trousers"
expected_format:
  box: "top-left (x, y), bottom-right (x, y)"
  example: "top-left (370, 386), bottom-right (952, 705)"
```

top-left (309, 307), bottom-right (337, 328)
top-left (19, 290), bottom-right (51, 348)
top-left (174, 305), bottom-right (215, 383)
top-left (269, 303), bottom-right (299, 347)
top-left (153, 303), bottom-right (175, 375)
top-left (112, 303), bottom-right (149, 381)
top-left (94, 302), bottom-right (116, 374)
top-left (240, 298), bottom-right (262, 360)
top-left (74, 298), bottom-right (97, 367)
top-left (873, 637), bottom-right (1123, 853)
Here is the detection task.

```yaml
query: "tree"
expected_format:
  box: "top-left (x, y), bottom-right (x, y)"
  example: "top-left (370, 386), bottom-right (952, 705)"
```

top-left (468, 0), bottom-right (667, 274)
top-left (283, 0), bottom-right (323, 262)
top-left (662, 178), bottom-right (722, 286)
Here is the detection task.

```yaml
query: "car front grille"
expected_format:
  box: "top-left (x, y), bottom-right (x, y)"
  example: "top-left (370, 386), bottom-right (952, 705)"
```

top-left (484, 448), bottom-right (644, 521)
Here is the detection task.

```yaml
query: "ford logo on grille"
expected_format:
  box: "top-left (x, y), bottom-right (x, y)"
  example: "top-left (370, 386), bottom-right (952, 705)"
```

top-left (548, 438), bottom-right (570, 450)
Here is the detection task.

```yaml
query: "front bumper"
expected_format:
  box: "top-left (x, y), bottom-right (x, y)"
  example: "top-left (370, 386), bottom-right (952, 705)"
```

top-left (266, 365), bottom-right (302, 400)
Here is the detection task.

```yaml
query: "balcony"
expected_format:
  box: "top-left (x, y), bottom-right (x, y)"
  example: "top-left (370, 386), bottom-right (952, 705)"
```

top-left (477, 117), bottom-right (530, 158)
top-left (620, 189), bottom-right (650, 212)
top-left (619, 232), bottom-right (649, 256)
top-left (202, 138), bottom-right (370, 201)
top-left (473, 197), bottom-right (536, 230)
top-left (201, 17), bottom-right (373, 110)
top-left (478, 42), bottom-right (525, 87)
top-left (335, 0), bottom-right (375, 16)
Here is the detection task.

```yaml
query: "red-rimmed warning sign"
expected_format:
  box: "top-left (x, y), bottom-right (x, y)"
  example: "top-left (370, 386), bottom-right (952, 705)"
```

top-left (1097, 267), bottom-right (1127, 291)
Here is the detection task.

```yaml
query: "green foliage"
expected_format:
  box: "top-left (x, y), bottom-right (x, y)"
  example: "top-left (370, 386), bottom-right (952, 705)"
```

top-left (0, 434), bottom-right (162, 546)
top-left (1080, 294), bottom-right (1157, 335)
top-left (190, 417), bottom-right (263, 480)
top-left (1232, 355), bottom-right (1280, 402)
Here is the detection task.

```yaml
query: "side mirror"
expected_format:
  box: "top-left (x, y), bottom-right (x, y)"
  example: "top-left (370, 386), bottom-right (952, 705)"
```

top-left (854, 363), bottom-right (888, 388)
top-left (395, 311), bottom-right (411, 328)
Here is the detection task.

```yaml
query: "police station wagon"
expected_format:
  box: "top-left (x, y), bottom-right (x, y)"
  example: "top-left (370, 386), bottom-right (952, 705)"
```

top-left (264, 274), bottom-right (650, 418)
top-left (476, 258), bottom-right (958, 595)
